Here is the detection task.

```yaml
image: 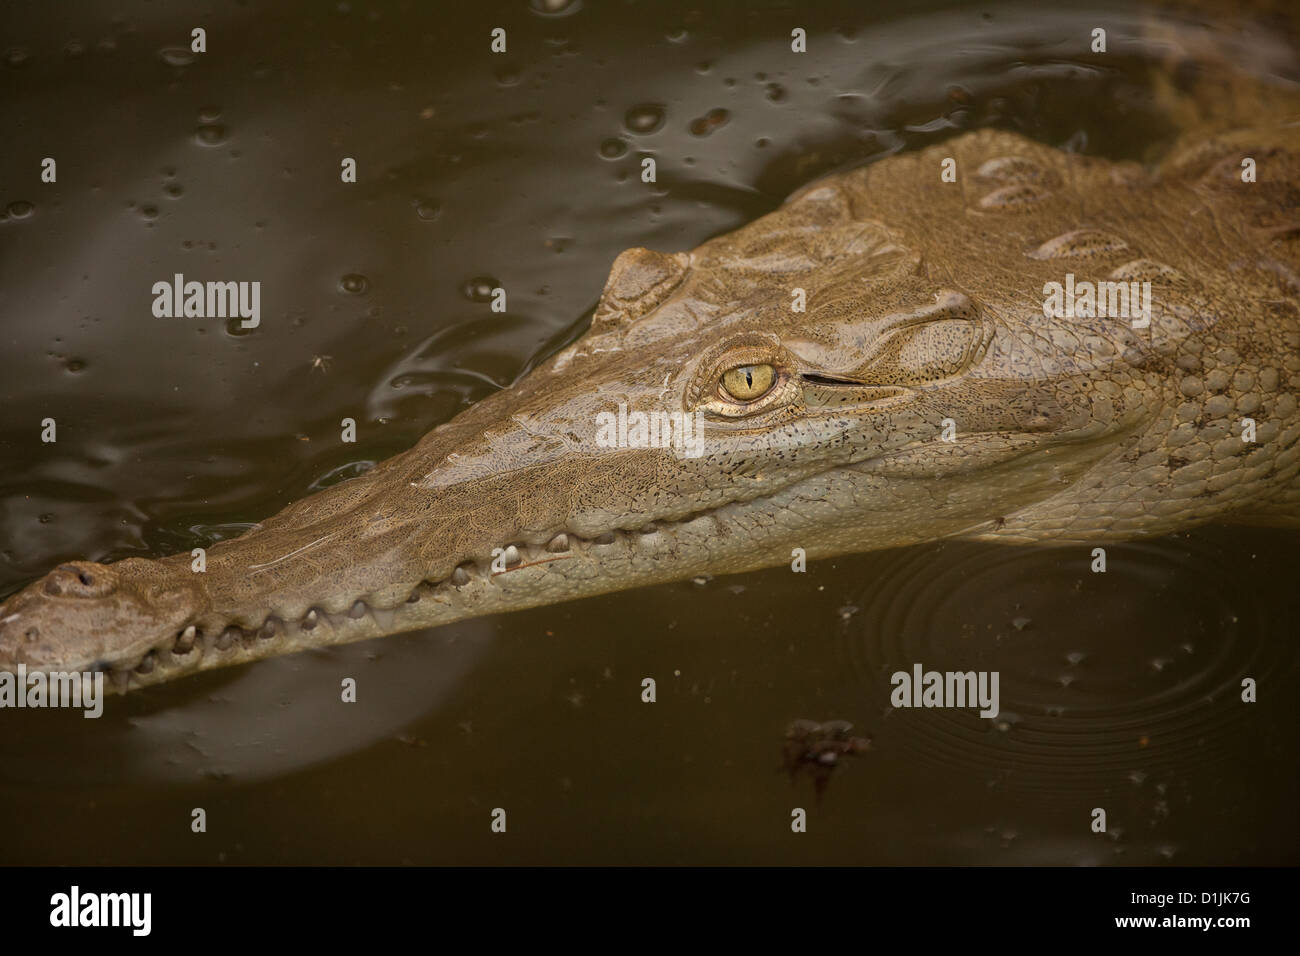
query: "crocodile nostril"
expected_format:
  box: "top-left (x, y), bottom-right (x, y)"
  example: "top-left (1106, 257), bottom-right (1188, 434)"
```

top-left (43, 564), bottom-right (113, 599)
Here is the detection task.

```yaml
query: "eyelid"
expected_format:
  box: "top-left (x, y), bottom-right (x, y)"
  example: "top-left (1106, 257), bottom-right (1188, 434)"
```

top-left (685, 334), bottom-right (792, 409)
top-left (713, 346), bottom-right (782, 372)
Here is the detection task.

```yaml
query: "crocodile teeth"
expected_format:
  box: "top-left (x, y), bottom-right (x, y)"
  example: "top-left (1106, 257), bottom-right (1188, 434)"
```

top-left (303, 609), bottom-right (320, 630)
top-left (501, 544), bottom-right (522, 567)
top-left (348, 600), bottom-right (368, 619)
top-left (174, 625), bottom-right (197, 654)
top-left (545, 533), bottom-right (570, 553)
top-left (451, 565), bottom-right (472, 587)
top-left (594, 532), bottom-right (616, 545)
top-left (259, 617), bottom-right (279, 640)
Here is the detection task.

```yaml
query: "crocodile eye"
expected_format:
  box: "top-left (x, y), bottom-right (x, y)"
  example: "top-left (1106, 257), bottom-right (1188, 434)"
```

top-left (720, 364), bottom-right (776, 402)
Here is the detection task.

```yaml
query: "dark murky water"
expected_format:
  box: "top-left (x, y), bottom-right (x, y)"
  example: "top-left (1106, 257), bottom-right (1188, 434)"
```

top-left (2, 0), bottom-right (1298, 864)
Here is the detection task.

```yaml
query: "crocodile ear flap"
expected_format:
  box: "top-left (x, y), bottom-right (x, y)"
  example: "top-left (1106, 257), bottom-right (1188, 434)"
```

top-left (592, 248), bottom-right (690, 331)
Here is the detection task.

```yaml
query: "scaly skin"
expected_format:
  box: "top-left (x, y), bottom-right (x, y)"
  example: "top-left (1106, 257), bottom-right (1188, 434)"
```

top-left (2, 121), bottom-right (1299, 693)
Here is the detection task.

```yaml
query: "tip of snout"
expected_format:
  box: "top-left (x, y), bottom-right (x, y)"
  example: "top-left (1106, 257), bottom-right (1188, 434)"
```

top-left (39, 562), bottom-right (116, 599)
top-left (0, 558), bottom-right (201, 680)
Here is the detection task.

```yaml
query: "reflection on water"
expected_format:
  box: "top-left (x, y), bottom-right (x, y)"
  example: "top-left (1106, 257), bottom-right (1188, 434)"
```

top-left (0, 625), bottom-right (494, 789)
top-left (0, 0), bottom-right (1298, 863)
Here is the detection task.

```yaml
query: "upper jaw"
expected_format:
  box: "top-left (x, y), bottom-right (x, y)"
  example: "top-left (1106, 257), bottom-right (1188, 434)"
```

top-left (0, 558), bottom-right (204, 678)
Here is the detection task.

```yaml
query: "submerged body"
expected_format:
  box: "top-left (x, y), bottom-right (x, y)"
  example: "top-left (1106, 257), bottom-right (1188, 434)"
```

top-left (2, 118), bottom-right (1299, 692)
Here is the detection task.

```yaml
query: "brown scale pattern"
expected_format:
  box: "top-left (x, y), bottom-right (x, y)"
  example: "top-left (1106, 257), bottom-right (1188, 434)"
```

top-left (3, 117), bottom-right (1299, 691)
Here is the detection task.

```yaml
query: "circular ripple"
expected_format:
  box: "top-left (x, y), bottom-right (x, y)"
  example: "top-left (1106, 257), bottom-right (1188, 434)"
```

top-left (837, 533), bottom-right (1296, 795)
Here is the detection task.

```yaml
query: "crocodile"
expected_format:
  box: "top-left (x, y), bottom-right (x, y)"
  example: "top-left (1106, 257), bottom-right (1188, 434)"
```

top-left (3, 108), bottom-right (1300, 694)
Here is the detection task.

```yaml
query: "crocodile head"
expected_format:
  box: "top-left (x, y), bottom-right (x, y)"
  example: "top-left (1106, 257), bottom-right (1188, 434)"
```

top-left (0, 559), bottom-right (206, 680)
top-left (5, 126), bottom-right (1295, 692)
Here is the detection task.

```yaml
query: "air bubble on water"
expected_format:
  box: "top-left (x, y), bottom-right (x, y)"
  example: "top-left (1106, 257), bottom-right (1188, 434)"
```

top-left (339, 273), bottom-right (369, 295)
top-left (1011, 616), bottom-right (1031, 631)
top-left (164, 183), bottom-right (184, 199)
top-left (6, 200), bottom-right (35, 220)
top-left (159, 47), bottom-right (194, 67)
top-left (691, 575), bottom-right (712, 587)
top-left (199, 105), bottom-right (222, 122)
top-left (666, 27), bottom-right (688, 43)
top-left (993, 711), bottom-right (1021, 733)
top-left (461, 276), bottom-right (499, 302)
top-left (598, 138), bottom-right (627, 159)
top-left (195, 124), bottom-right (228, 146)
top-left (765, 82), bottom-right (788, 102)
top-left (414, 200), bottom-right (441, 221)
top-left (494, 67), bottom-right (520, 86)
top-left (1066, 650), bottom-right (1086, 665)
top-left (5, 48), bottom-right (30, 67)
top-left (624, 104), bottom-right (665, 134)
top-left (529, 0), bottom-right (581, 16)
top-left (65, 358), bottom-right (86, 373)
top-left (138, 204), bottom-right (159, 221)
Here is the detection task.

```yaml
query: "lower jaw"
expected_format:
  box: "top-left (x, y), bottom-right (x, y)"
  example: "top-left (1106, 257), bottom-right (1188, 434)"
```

top-left (108, 509), bottom-right (741, 692)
